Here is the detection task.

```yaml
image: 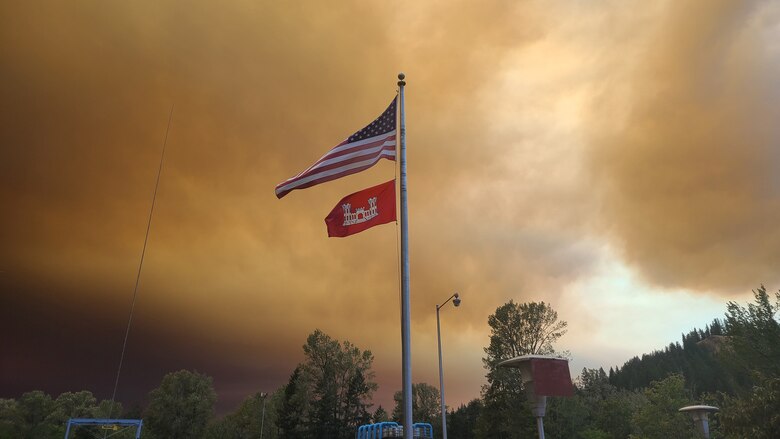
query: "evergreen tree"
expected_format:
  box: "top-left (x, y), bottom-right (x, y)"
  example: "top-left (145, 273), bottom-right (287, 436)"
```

top-left (372, 406), bottom-right (389, 423)
top-left (447, 400), bottom-right (482, 439)
top-left (277, 367), bottom-right (307, 439)
top-left (342, 370), bottom-right (372, 435)
top-left (391, 383), bottom-right (440, 426)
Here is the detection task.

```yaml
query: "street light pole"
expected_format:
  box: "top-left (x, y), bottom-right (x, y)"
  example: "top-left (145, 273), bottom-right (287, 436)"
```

top-left (436, 292), bottom-right (461, 439)
top-left (260, 392), bottom-right (268, 439)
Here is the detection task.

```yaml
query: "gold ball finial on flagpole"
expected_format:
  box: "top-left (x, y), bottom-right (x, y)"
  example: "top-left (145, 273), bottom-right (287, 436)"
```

top-left (398, 72), bottom-right (406, 86)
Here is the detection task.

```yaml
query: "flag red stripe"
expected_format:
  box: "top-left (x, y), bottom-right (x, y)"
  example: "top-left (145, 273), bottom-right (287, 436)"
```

top-left (276, 147), bottom-right (395, 198)
top-left (280, 142), bottom-right (396, 188)
top-left (295, 134), bottom-right (396, 177)
top-left (275, 140), bottom-right (395, 198)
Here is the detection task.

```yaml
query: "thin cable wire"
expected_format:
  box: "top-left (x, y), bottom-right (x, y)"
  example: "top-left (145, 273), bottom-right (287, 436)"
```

top-left (107, 105), bottom-right (174, 419)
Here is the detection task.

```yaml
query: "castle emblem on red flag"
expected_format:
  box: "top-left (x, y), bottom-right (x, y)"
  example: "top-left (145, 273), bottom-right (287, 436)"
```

top-left (342, 197), bottom-right (379, 225)
top-left (325, 180), bottom-right (396, 237)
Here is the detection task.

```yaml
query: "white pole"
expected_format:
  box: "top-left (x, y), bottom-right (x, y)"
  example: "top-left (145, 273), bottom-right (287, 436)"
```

top-left (260, 392), bottom-right (267, 439)
top-left (536, 417), bottom-right (545, 439)
top-left (398, 72), bottom-right (413, 439)
top-left (436, 305), bottom-right (448, 439)
top-left (435, 292), bottom-right (459, 439)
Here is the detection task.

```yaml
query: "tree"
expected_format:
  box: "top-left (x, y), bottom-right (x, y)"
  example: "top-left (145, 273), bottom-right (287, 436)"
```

top-left (94, 399), bottom-right (122, 419)
top-left (719, 376), bottom-right (780, 438)
top-left (724, 285), bottom-right (780, 380)
top-left (447, 399), bottom-right (482, 439)
top-left (343, 369), bottom-right (372, 430)
top-left (277, 330), bottom-right (377, 439)
top-left (47, 391), bottom-right (97, 425)
top-left (0, 391), bottom-right (125, 439)
top-left (717, 286), bottom-right (780, 438)
top-left (277, 367), bottom-right (307, 439)
top-left (372, 406), bottom-right (389, 423)
top-left (206, 391), bottom-right (280, 439)
top-left (144, 369), bottom-right (216, 439)
top-left (561, 368), bottom-right (647, 439)
top-left (391, 383), bottom-right (440, 425)
top-left (476, 301), bottom-right (567, 439)
top-left (630, 374), bottom-right (696, 439)
top-left (0, 398), bottom-right (22, 439)
top-left (46, 391), bottom-right (105, 439)
top-left (484, 301), bottom-right (568, 361)
top-left (14, 391), bottom-right (57, 439)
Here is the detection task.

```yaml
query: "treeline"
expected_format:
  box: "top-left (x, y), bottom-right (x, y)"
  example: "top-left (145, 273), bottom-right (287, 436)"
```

top-left (2, 287), bottom-right (778, 438)
top-left (607, 318), bottom-right (736, 394)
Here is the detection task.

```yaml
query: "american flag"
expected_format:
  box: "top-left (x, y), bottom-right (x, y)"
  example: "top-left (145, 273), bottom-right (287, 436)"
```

top-left (275, 97), bottom-right (397, 199)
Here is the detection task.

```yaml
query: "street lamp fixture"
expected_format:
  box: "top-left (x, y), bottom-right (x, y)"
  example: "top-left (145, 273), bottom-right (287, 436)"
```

top-left (436, 292), bottom-right (461, 439)
top-left (679, 405), bottom-right (719, 439)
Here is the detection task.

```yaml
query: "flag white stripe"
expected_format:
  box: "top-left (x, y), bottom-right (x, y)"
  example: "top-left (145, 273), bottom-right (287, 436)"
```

top-left (327, 129), bottom-right (397, 156)
top-left (291, 131), bottom-right (397, 179)
top-left (307, 140), bottom-right (396, 173)
top-left (278, 137), bottom-right (396, 188)
top-left (276, 148), bottom-right (395, 194)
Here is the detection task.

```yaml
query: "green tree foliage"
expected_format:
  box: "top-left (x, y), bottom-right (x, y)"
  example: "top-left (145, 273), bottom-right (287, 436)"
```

top-left (629, 374), bottom-right (696, 439)
top-left (343, 369), bottom-right (373, 429)
top-left (542, 367), bottom-right (647, 439)
top-left (447, 399), bottom-right (482, 439)
top-left (716, 286), bottom-right (780, 438)
top-left (47, 391), bottom-right (98, 425)
top-left (593, 388), bottom-right (646, 438)
top-left (206, 391), bottom-right (281, 439)
top-left (476, 301), bottom-right (567, 439)
top-left (391, 383), bottom-right (440, 425)
top-left (724, 285), bottom-right (780, 380)
top-left (719, 376), bottom-right (780, 438)
top-left (275, 330), bottom-right (377, 439)
top-left (13, 390), bottom-right (56, 438)
top-left (609, 319), bottom-right (734, 396)
top-left (0, 391), bottom-right (128, 439)
top-left (95, 399), bottom-right (123, 419)
top-left (303, 330), bottom-right (376, 438)
top-left (277, 367), bottom-right (307, 439)
top-left (144, 369), bottom-right (216, 439)
top-left (53, 391), bottom-right (116, 439)
top-left (372, 406), bottom-right (389, 423)
top-left (0, 398), bottom-right (22, 439)
top-left (485, 301), bottom-right (568, 360)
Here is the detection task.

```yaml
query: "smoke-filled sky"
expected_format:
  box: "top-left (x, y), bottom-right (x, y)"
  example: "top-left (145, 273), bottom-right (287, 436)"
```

top-left (2, 0), bottom-right (779, 413)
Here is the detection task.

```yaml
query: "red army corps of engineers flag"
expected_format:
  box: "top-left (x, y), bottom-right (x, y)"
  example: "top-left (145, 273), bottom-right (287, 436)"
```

top-left (275, 97), bottom-right (397, 199)
top-left (325, 180), bottom-right (396, 237)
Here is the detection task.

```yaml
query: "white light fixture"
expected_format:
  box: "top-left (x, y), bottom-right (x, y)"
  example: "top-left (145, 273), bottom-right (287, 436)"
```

top-left (679, 405), bottom-right (719, 439)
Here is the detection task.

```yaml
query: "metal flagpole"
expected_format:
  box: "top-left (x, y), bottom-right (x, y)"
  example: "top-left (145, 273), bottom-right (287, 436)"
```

top-left (397, 72), bottom-right (413, 439)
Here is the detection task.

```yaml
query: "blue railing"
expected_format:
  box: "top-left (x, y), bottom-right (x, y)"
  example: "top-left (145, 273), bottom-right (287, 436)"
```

top-left (64, 418), bottom-right (143, 439)
top-left (356, 421), bottom-right (433, 439)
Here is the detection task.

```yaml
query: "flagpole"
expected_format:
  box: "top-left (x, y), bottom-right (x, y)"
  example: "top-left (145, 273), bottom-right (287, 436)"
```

top-left (397, 72), bottom-right (413, 439)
